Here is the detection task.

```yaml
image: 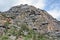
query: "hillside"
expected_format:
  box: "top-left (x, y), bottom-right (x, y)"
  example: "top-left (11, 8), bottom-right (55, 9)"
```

top-left (0, 4), bottom-right (60, 40)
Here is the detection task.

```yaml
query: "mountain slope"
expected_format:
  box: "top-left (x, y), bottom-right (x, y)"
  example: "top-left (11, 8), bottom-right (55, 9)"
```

top-left (0, 4), bottom-right (60, 40)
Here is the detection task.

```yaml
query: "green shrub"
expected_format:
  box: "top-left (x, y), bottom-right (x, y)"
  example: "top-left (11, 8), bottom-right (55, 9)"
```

top-left (0, 35), bottom-right (9, 40)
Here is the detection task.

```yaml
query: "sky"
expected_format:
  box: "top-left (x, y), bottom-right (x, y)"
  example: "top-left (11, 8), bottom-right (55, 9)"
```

top-left (0, 0), bottom-right (60, 21)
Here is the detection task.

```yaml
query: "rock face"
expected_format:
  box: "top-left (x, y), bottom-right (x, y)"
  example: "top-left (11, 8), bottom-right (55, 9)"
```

top-left (6, 4), bottom-right (60, 32)
top-left (0, 4), bottom-right (60, 40)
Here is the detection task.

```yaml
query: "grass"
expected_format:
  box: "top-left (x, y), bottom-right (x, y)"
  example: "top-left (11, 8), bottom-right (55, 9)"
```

top-left (0, 23), bottom-right (48, 40)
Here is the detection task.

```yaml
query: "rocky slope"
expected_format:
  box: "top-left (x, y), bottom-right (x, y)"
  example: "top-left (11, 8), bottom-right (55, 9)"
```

top-left (0, 4), bottom-right (60, 40)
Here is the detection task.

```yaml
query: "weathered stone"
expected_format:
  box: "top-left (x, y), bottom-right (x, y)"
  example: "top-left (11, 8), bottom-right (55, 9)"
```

top-left (9, 35), bottom-right (16, 40)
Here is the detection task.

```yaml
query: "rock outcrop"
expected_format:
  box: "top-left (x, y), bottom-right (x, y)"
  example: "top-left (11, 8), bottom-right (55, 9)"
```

top-left (0, 4), bottom-right (60, 40)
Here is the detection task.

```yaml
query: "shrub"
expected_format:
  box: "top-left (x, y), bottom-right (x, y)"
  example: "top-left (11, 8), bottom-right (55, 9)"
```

top-left (0, 35), bottom-right (9, 40)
